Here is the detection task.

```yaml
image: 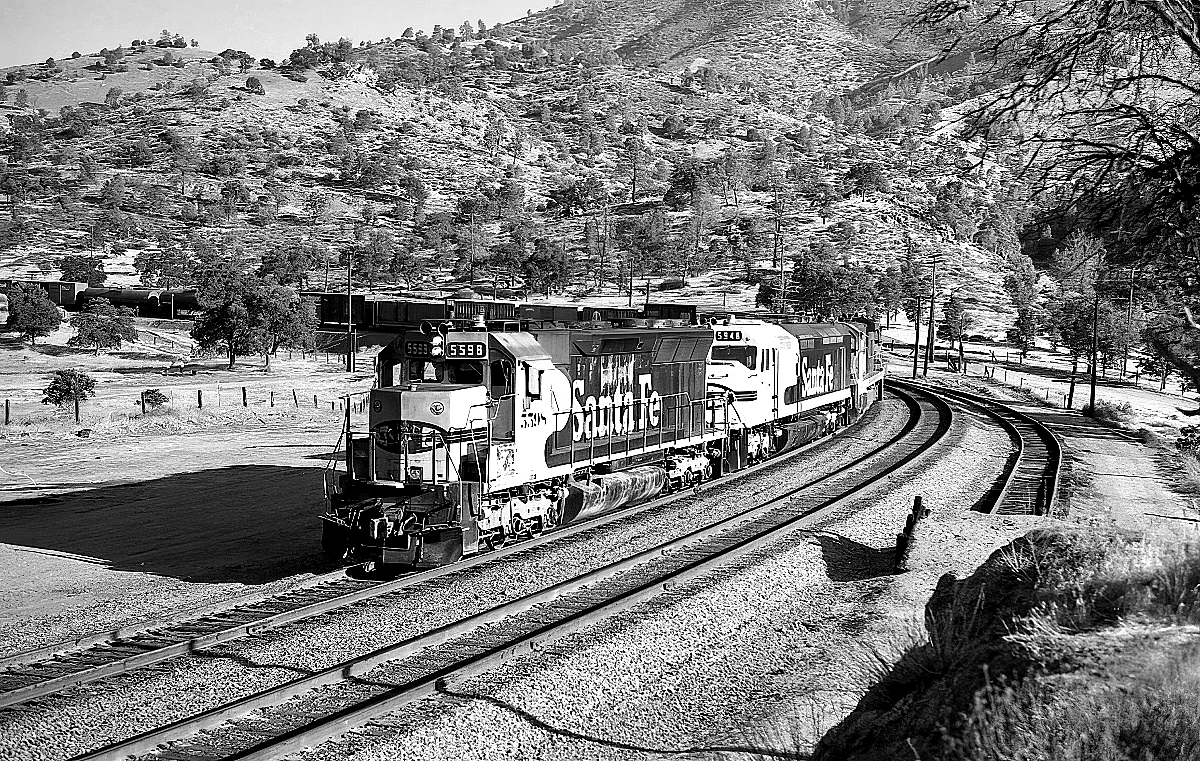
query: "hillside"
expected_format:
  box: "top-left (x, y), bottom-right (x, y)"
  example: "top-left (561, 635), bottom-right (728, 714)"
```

top-left (0, 0), bottom-right (1025, 334)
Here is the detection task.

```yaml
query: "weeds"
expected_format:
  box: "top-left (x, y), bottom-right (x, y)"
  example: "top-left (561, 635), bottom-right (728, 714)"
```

top-left (942, 643), bottom-right (1200, 760)
top-left (1081, 399), bottom-right (1136, 424)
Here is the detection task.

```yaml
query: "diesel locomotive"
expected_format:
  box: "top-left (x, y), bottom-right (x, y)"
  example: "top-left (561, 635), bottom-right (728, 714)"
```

top-left (321, 300), bottom-right (886, 569)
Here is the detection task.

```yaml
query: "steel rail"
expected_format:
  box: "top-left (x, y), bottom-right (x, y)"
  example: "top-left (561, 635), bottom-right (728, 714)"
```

top-left (72, 385), bottom-right (951, 761)
top-left (1, 387), bottom-right (901, 709)
top-left (893, 379), bottom-right (1061, 515)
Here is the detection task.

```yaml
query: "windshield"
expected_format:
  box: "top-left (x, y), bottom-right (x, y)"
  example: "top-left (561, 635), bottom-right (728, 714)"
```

top-left (711, 345), bottom-right (757, 370)
top-left (403, 359), bottom-right (485, 384)
top-left (407, 361), bottom-right (444, 382)
top-left (446, 360), bottom-right (484, 384)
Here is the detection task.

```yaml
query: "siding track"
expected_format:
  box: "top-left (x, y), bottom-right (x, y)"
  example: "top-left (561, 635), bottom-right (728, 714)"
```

top-left (891, 379), bottom-right (1062, 516)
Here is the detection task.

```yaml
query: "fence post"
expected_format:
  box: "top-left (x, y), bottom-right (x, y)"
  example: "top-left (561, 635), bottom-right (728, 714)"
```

top-left (331, 400), bottom-right (335, 411)
top-left (140, 392), bottom-right (147, 415)
top-left (197, 389), bottom-right (203, 409)
top-left (314, 395), bottom-right (318, 408)
top-left (4, 399), bottom-right (8, 425)
top-left (242, 387), bottom-right (248, 407)
top-left (293, 389), bottom-right (299, 407)
top-left (74, 398), bottom-right (80, 424)
top-left (270, 391), bottom-right (274, 407)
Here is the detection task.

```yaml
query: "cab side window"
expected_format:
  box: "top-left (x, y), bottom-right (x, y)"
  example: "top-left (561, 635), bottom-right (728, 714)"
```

top-left (490, 360), bottom-right (513, 396)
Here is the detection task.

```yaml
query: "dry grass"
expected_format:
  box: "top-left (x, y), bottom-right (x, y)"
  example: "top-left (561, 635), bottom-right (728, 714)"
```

top-left (1081, 399), bottom-right (1137, 425)
top-left (811, 530), bottom-right (1200, 760)
top-left (941, 642), bottom-right (1200, 760)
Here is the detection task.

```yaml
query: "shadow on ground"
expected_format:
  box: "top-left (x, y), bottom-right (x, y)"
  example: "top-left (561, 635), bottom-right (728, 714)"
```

top-left (0, 465), bottom-right (334, 584)
top-left (814, 532), bottom-right (896, 582)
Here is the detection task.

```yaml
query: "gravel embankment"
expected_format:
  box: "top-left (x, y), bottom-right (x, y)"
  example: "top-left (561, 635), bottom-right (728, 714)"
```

top-left (284, 400), bottom-right (1036, 761)
top-left (0, 399), bottom-right (915, 760)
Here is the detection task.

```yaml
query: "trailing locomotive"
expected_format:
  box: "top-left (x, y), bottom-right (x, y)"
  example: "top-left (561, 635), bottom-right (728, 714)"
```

top-left (321, 306), bottom-right (885, 570)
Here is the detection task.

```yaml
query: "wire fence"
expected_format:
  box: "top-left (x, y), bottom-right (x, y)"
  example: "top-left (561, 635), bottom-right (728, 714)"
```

top-left (895, 349), bottom-right (1196, 411)
top-left (2, 382), bottom-right (374, 426)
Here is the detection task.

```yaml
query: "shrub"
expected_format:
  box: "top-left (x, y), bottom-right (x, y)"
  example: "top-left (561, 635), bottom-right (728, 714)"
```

top-left (42, 369), bottom-right (96, 406)
top-left (1177, 425), bottom-right (1200, 455)
top-left (140, 389), bottom-right (170, 409)
top-left (1085, 399), bottom-right (1135, 424)
top-left (246, 76), bottom-right (265, 95)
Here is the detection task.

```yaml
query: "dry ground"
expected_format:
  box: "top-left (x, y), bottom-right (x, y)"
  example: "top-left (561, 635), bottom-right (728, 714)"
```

top-left (0, 320), bottom-right (373, 656)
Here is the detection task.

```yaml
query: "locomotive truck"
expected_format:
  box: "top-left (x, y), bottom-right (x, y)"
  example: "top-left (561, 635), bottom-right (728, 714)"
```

top-left (321, 302), bottom-right (885, 569)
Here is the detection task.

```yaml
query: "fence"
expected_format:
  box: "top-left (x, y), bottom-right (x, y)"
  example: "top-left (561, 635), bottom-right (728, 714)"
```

top-left (898, 350), bottom-right (1197, 411)
top-left (2, 383), bottom-right (374, 426)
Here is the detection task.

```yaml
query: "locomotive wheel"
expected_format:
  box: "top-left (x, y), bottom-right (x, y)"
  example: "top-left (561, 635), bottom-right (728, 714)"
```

top-left (702, 462), bottom-right (713, 481)
top-left (545, 503), bottom-right (563, 529)
top-left (510, 515), bottom-right (526, 539)
top-left (484, 528), bottom-right (507, 550)
top-left (529, 517), bottom-right (545, 538)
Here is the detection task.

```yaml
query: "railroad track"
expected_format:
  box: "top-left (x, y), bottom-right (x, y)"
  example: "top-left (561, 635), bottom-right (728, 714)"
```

top-left (892, 379), bottom-right (1061, 516)
top-left (56, 385), bottom-right (951, 761)
top-left (0, 390), bottom-right (918, 712)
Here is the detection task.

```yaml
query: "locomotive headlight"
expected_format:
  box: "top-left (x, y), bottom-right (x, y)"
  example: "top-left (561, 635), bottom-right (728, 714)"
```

top-left (406, 466), bottom-right (423, 482)
top-left (430, 335), bottom-right (444, 357)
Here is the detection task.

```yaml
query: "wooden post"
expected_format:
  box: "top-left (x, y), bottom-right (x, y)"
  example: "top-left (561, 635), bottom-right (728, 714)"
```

top-left (270, 391), bottom-right (274, 407)
top-left (331, 400), bottom-right (335, 411)
top-left (197, 389), bottom-right (203, 408)
top-left (242, 387), bottom-right (248, 407)
top-left (293, 389), bottom-right (299, 407)
top-left (74, 398), bottom-right (80, 424)
top-left (314, 395), bottom-right (318, 408)
top-left (4, 399), bottom-right (8, 425)
top-left (140, 392), bottom-right (147, 415)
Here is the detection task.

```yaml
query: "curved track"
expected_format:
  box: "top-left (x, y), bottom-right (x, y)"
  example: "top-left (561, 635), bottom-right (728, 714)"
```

top-left (0, 391), bottom-right (918, 710)
top-left (891, 379), bottom-right (1062, 516)
top-left (64, 384), bottom-right (952, 761)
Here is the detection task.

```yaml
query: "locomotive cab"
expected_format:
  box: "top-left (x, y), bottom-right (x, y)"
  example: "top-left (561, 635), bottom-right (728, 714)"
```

top-left (324, 324), bottom-right (570, 568)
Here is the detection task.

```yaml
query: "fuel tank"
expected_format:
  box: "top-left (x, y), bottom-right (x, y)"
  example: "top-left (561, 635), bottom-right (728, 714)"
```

top-left (562, 465), bottom-right (667, 523)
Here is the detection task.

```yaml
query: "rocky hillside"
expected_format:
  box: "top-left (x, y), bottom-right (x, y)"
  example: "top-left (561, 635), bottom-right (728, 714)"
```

top-left (815, 528), bottom-right (1200, 760)
top-left (0, 0), bottom-right (1026, 334)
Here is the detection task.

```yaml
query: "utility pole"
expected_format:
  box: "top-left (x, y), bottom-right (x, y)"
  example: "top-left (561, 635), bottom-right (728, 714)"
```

top-left (346, 256), bottom-right (355, 373)
top-left (911, 294), bottom-right (922, 380)
top-left (1121, 270), bottom-right (1135, 378)
top-left (1088, 291), bottom-right (1099, 414)
top-left (923, 258), bottom-right (937, 377)
top-left (627, 260), bottom-right (634, 307)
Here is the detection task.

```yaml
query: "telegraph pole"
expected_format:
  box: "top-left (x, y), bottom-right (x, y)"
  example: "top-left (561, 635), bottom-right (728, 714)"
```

top-left (911, 294), bottom-right (922, 380)
top-left (346, 256), bottom-right (355, 373)
top-left (1088, 291), bottom-right (1099, 414)
top-left (923, 258), bottom-right (937, 377)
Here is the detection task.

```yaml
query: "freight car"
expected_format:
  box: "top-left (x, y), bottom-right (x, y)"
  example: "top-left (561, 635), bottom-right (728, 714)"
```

top-left (321, 306), bottom-right (886, 570)
top-left (0, 279), bottom-right (199, 318)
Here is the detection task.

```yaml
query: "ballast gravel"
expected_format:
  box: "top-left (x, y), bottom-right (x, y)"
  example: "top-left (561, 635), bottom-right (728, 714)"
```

top-left (0, 399), bottom-right (916, 760)
top-left (284, 399), bottom-right (1036, 761)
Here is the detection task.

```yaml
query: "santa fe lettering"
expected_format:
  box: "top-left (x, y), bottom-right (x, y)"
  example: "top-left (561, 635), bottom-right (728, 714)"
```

top-left (572, 373), bottom-right (661, 441)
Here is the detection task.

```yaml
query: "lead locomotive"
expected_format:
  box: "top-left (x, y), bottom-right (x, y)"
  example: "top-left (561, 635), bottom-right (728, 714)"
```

top-left (322, 305), bottom-right (885, 569)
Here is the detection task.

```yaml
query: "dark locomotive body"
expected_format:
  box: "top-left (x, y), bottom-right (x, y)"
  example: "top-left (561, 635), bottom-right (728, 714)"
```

top-left (319, 298), bottom-right (887, 570)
